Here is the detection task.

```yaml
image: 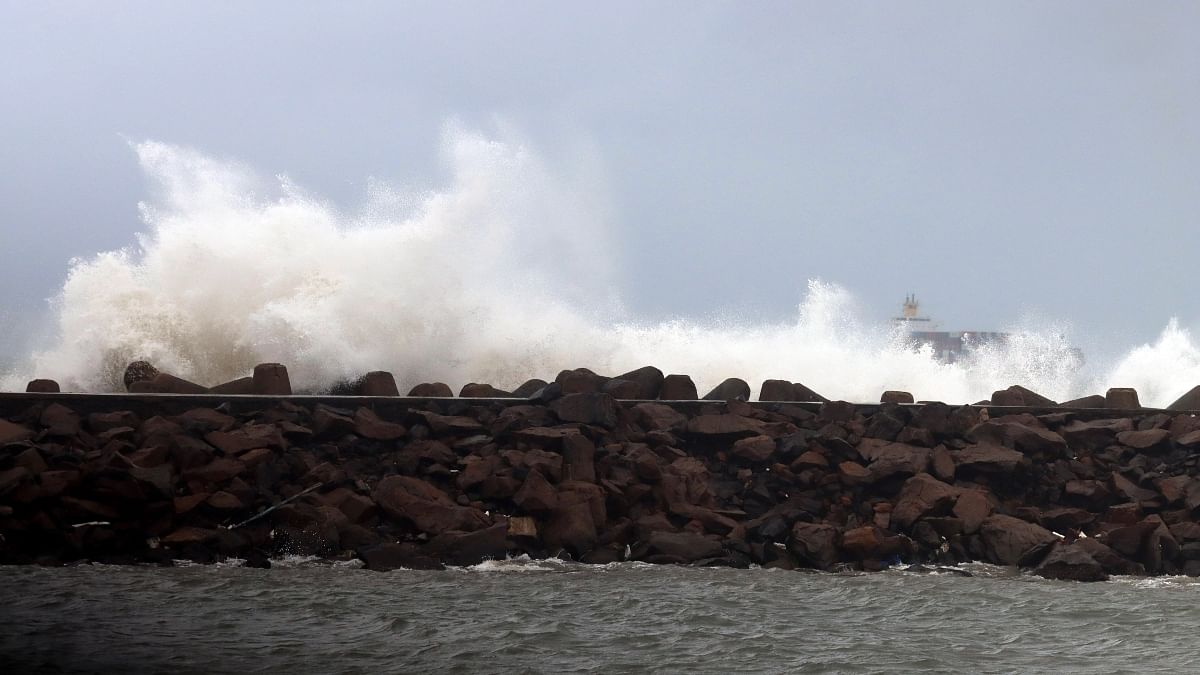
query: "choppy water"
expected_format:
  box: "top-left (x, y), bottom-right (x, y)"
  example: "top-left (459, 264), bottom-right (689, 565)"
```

top-left (1, 560), bottom-right (1197, 674)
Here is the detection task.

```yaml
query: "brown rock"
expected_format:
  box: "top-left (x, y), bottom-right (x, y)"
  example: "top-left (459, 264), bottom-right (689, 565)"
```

top-left (353, 408), bottom-right (407, 441)
top-left (208, 377), bottom-right (255, 395)
top-left (686, 414), bottom-right (763, 437)
top-left (879, 390), bottom-right (914, 404)
top-left (659, 374), bottom-right (698, 400)
top-left (460, 383), bottom-right (511, 397)
top-left (162, 527), bottom-right (218, 546)
top-left (551, 392), bottom-right (618, 428)
top-left (1111, 473), bottom-right (1160, 504)
top-left (838, 461), bottom-right (870, 483)
top-left (372, 475), bottom-right (489, 534)
top-left (556, 368), bottom-right (606, 395)
top-left (87, 411), bottom-right (141, 433)
top-left (562, 434), bottom-right (596, 483)
top-left (252, 363), bottom-right (292, 395)
top-left (702, 377), bottom-right (751, 401)
top-left (644, 531), bottom-right (724, 562)
top-left (632, 403), bottom-right (687, 432)
top-left (511, 379), bottom-right (549, 398)
top-left (615, 366), bottom-right (665, 400)
top-left (966, 420), bottom-right (1067, 457)
top-left (1168, 385), bottom-right (1200, 412)
top-left (789, 522), bottom-right (840, 569)
top-left (184, 458), bottom-right (246, 483)
top-left (177, 408), bottom-right (235, 433)
top-left (952, 490), bottom-right (993, 533)
top-left (979, 514), bottom-right (1057, 566)
top-left (358, 542), bottom-right (444, 571)
top-left (990, 389), bottom-right (1025, 406)
top-left (508, 516), bottom-right (538, 539)
top-left (1059, 394), bottom-right (1107, 408)
top-left (40, 403), bottom-right (80, 437)
top-left (408, 382), bottom-right (454, 397)
top-left (1157, 476), bottom-right (1196, 506)
top-left (0, 419), bottom-right (35, 445)
top-left (427, 523), bottom-right (509, 566)
top-left (514, 469), bottom-right (559, 513)
top-left (134, 373), bottom-right (208, 394)
top-left (892, 473), bottom-right (960, 529)
top-left (601, 379), bottom-right (641, 399)
top-left (759, 379), bottom-right (795, 401)
top-left (732, 435), bottom-right (776, 463)
top-left (457, 455), bottom-right (502, 492)
top-left (930, 446), bottom-right (955, 481)
top-left (311, 405), bottom-right (356, 438)
top-left (355, 371), bottom-right (399, 396)
top-left (543, 499), bottom-right (599, 558)
top-left (859, 441), bottom-right (930, 483)
top-left (1035, 542), bottom-right (1108, 582)
top-left (1006, 385), bottom-right (1058, 407)
top-left (1074, 537), bottom-right (1145, 576)
top-left (953, 443), bottom-right (1025, 474)
top-left (1116, 428), bottom-right (1170, 450)
top-left (1061, 418), bottom-right (1133, 449)
top-left (1105, 387), bottom-right (1141, 409)
top-left (206, 491), bottom-right (244, 511)
top-left (205, 424), bottom-right (284, 454)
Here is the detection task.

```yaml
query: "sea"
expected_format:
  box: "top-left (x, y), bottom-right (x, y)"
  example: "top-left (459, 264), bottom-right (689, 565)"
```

top-left (1, 559), bottom-right (1196, 674)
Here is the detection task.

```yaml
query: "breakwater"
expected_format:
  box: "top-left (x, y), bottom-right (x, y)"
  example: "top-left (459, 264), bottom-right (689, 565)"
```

top-left (4, 363), bottom-right (1200, 582)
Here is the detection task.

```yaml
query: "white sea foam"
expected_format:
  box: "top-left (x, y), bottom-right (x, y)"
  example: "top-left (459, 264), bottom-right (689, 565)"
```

top-left (3, 127), bottom-right (1198, 406)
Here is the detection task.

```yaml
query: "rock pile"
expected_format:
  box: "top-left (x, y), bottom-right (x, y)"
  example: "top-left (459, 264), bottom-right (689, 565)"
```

top-left (4, 385), bottom-right (1200, 581)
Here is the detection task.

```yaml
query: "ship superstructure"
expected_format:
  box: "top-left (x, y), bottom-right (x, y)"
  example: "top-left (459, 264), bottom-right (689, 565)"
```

top-left (892, 294), bottom-right (1007, 363)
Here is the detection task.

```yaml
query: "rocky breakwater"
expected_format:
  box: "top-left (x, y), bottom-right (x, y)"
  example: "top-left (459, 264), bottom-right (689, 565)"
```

top-left (4, 382), bottom-right (1200, 582)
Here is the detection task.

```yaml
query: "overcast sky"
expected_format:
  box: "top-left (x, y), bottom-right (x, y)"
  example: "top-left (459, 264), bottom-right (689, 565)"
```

top-left (3, 1), bottom-right (1199, 359)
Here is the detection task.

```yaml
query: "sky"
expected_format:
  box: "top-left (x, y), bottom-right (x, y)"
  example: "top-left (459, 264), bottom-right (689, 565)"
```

top-left (2, 1), bottom-right (1200, 361)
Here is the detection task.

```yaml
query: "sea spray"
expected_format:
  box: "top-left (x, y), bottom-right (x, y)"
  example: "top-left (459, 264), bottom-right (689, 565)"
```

top-left (2, 128), bottom-right (1197, 405)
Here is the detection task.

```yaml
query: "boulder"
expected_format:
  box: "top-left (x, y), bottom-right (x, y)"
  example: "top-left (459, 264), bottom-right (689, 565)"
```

top-left (427, 523), bottom-right (508, 566)
top-left (759, 379), bottom-right (796, 401)
top-left (892, 473), bottom-right (960, 529)
top-left (979, 514), bottom-right (1057, 566)
top-left (880, 391), bottom-right (914, 404)
top-left (460, 383), bottom-right (511, 397)
top-left (953, 443), bottom-right (1025, 474)
top-left (857, 441), bottom-right (930, 483)
top-left (358, 543), bottom-right (444, 571)
top-left (1106, 388), bottom-right (1141, 409)
top-left (952, 490), bottom-right (992, 533)
top-left (408, 382), bottom-right (454, 397)
top-left (702, 378), bottom-right (751, 402)
top-left (659, 374), bottom-right (698, 400)
top-left (252, 363), bottom-right (291, 395)
top-left (616, 366), bottom-right (665, 400)
top-left (358, 371), bottom-right (400, 396)
top-left (562, 434), bottom-right (596, 483)
top-left (551, 392), bottom-right (618, 428)
top-left (1167, 385), bottom-right (1200, 412)
top-left (555, 368), bottom-right (606, 395)
top-left (123, 360), bottom-right (161, 390)
top-left (792, 383), bottom-right (827, 402)
top-left (789, 522), bottom-right (840, 570)
top-left (1061, 418), bottom-right (1133, 450)
top-left (1116, 428), bottom-right (1169, 450)
top-left (1073, 537), bottom-right (1145, 576)
top-left (514, 469), bottom-right (559, 513)
top-left (1035, 543), bottom-right (1108, 582)
top-left (26, 379), bottom-right (60, 393)
top-left (511, 378), bottom-right (549, 398)
top-left (372, 475), bottom-right (489, 534)
top-left (352, 408), bottom-right (407, 441)
top-left (966, 420), bottom-right (1067, 457)
top-left (602, 379), bottom-right (641, 399)
top-left (1111, 473), bottom-right (1160, 504)
top-left (732, 435), bottom-right (775, 463)
top-left (840, 526), bottom-right (909, 560)
top-left (685, 414), bottom-right (763, 438)
top-left (643, 531), bottom-right (723, 563)
top-left (542, 499), bottom-right (598, 557)
top-left (0, 419), bottom-right (35, 445)
top-left (1059, 394), bottom-right (1107, 409)
top-left (40, 403), bottom-right (81, 437)
top-left (209, 377), bottom-right (255, 395)
top-left (131, 373), bottom-right (208, 394)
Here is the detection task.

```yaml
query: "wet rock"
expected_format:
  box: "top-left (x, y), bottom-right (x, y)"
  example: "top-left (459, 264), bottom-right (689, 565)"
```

top-left (789, 522), bottom-right (840, 570)
top-left (358, 542), bottom-right (445, 571)
top-left (979, 514), bottom-right (1057, 566)
top-left (659, 374), bottom-right (698, 400)
top-left (562, 434), bottom-right (596, 483)
top-left (643, 531), bottom-right (724, 563)
top-left (1035, 542), bottom-right (1108, 582)
top-left (408, 382), bottom-right (454, 397)
top-left (732, 435), bottom-right (775, 463)
top-left (123, 361), bottom-right (160, 390)
top-left (543, 499), bottom-right (598, 557)
top-left (514, 469), bottom-right (559, 513)
top-left (252, 363), bottom-right (292, 395)
top-left (953, 443), bottom-right (1025, 474)
top-left (880, 391), bottom-right (914, 404)
top-left (1059, 394), bottom-right (1107, 409)
top-left (353, 408), bottom-right (407, 441)
top-left (1073, 537), bottom-right (1145, 576)
top-left (427, 523), bottom-right (508, 566)
top-left (509, 378), bottom-right (548, 398)
top-left (1111, 473), bottom-right (1160, 505)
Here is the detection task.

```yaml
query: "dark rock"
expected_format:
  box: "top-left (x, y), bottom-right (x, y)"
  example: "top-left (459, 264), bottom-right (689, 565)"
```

top-left (551, 392), bottom-right (618, 428)
top-left (562, 434), bottom-right (596, 483)
top-left (644, 531), bottom-right (723, 562)
top-left (353, 408), bottom-right (407, 441)
top-left (252, 363), bottom-right (291, 395)
top-left (0, 419), bottom-right (35, 445)
top-left (123, 360), bottom-right (160, 390)
top-left (789, 522), bottom-right (840, 570)
top-left (880, 391), bottom-right (914, 404)
top-left (616, 366), bottom-right (665, 400)
top-left (514, 469), bottom-right (559, 513)
top-left (408, 382), bottom-right (454, 397)
top-left (979, 514), bottom-right (1057, 566)
top-left (543, 499), bottom-right (598, 557)
top-left (511, 379), bottom-right (549, 398)
top-left (732, 435), bottom-right (775, 463)
top-left (358, 371), bottom-right (400, 396)
top-left (892, 473), bottom-right (960, 529)
top-left (26, 379), bottom-right (60, 393)
top-left (372, 476), bottom-right (489, 534)
top-left (1061, 418), bottom-right (1132, 449)
top-left (358, 542), bottom-right (444, 571)
top-left (791, 383), bottom-right (828, 402)
top-left (686, 414), bottom-right (763, 438)
top-left (1111, 473), bottom-right (1160, 504)
top-left (1167, 385), bottom-right (1200, 412)
top-left (40, 403), bottom-right (81, 437)
top-left (632, 403), bottom-right (688, 432)
top-left (659, 374), bottom-right (698, 400)
top-left (460, 383), bottom-right (511, 397)
top-left (209, 377), bottom-right (255, 395)
top-left (602, 379), bottom-right (641, 399)
top-left (953, 443), bottom-right (1025, 474)
top-left (1116, 428), bottom-right (1170, 450)
top-left (702, 378), bottom-right (751, 402)
top-left (759, 379), bottom-right (796, 401)
top-left (1035, 542), bottom-right (1108, 582)
top-left (1074, 537), bottom-right (1145, 576)
top-left (427, 523), bottom-right (508, 566)
top-left (555, 368), bottom-right (606, 395)
top-left (1060, 394), bottom-right (1107, 409)
top-left (966, 420), bottom-right (1067, 457)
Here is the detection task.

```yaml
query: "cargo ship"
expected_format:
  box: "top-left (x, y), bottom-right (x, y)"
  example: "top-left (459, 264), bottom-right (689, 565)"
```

top-left (892, 294), bottom-right (1007, 363)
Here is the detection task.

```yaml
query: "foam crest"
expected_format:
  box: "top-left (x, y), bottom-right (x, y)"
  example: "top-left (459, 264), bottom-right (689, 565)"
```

top-left (2, 129), bottom-right (1197, 405)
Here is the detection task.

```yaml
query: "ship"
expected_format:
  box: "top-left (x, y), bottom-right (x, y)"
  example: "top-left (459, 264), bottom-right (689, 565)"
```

top-left (891, 294), bottom-right (1007, 363)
